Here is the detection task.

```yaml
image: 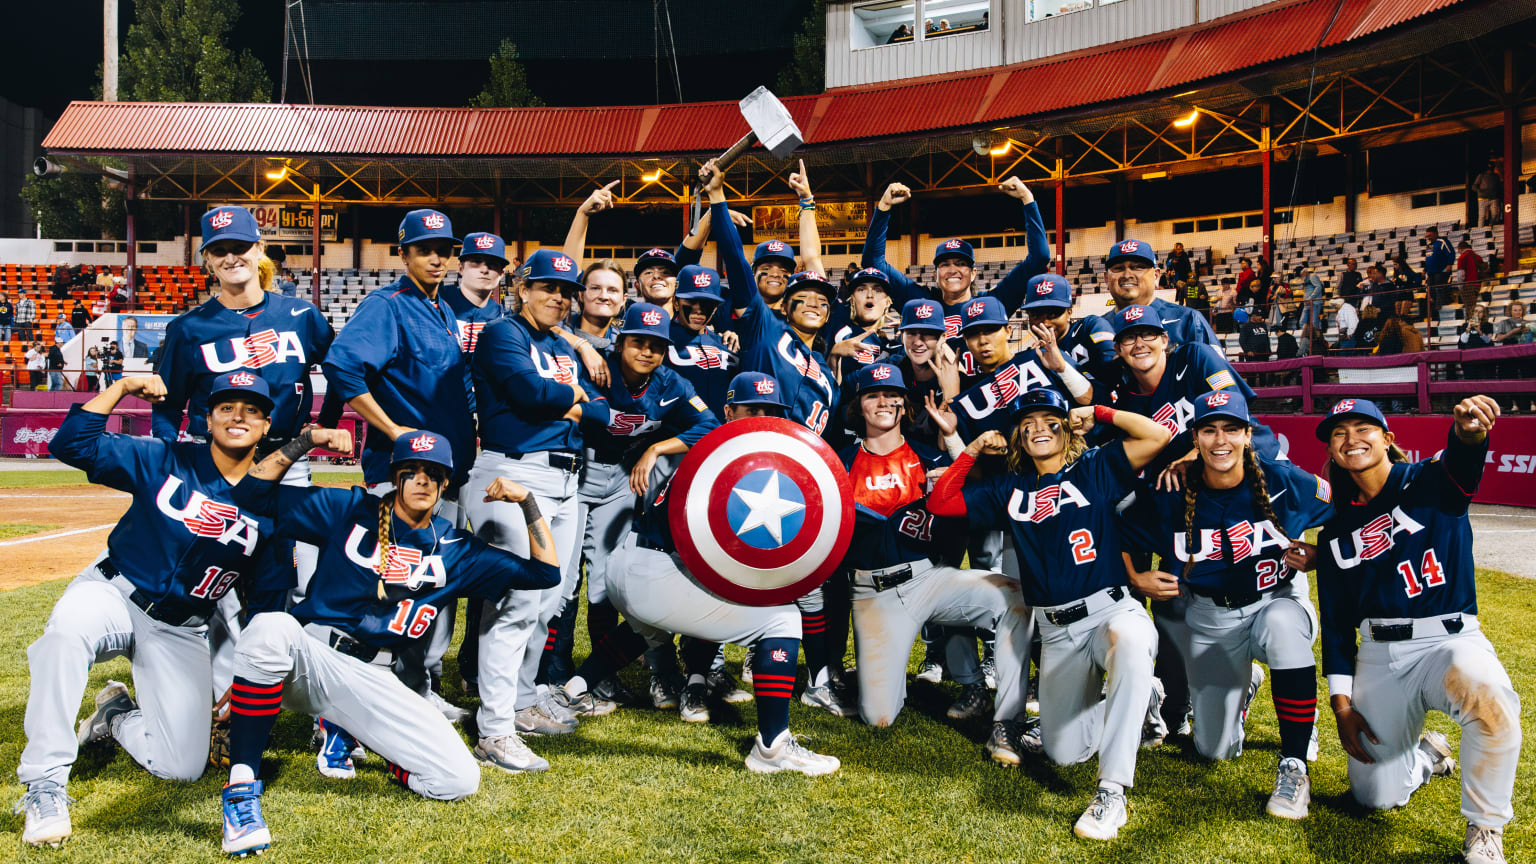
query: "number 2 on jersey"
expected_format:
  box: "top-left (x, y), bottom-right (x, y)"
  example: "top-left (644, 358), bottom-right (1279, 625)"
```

top-left (386, 599), bottom-right (439, 638)
top-left (1068, 529), bottom-right (1096, 564)
top-left (1398, 549), bottom-right (1446, 598)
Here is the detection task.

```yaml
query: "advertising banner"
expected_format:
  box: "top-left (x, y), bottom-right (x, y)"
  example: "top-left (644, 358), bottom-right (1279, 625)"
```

top-left (751, 201), bottom-right (870, 243)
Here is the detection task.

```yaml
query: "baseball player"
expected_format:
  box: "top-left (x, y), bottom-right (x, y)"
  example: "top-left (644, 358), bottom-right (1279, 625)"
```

top-left (151, 205), bottom-right (336, 700)
top-left (1316, 396), bottom-right (1520, 864)
top-left (668, 264), bottom-right (738, 420)
top-left (860, 178), bottom-right (1047, 344)
top-left (563, 370), bottom-right (840, 775)
top-left (568, 302), bottom-right (721, 715)
top-left (1121, 390), bottom-right (1334, 819)
top-left (885, 298), bottom-right (962, 449)
top-left (15, 372), bottom-right (285, 849)
top-left (1022, 273), bottom-right (1117, 399)
top-left (215, 429), bottom-right (561, 857)
top-left (1102, 240), bottom-right (1221, 349)
top-left (838, 363), bottom-right (1036, 764)
top-left (927, 390), bottom-right (1173, 840)
top-left (322, 209), bottom-right (475, 494)
top-left (463, 248), bottom-right (608, 769)
top-left (686, 157), bottom-right (825, 311)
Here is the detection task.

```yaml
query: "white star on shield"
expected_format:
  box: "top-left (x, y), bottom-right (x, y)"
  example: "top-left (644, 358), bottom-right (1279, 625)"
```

top-left (730, 471), bottom-right (805, 545)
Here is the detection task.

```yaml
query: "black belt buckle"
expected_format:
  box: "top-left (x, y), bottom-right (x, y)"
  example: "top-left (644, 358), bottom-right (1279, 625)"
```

top-left (1442, 615), bottom-right (1464, 634)
top-left (329, 631), bottom-right (380, 663)
top-left (1212, 592), bottom-right (1261, 609)
top-left (870, 565), bottom-right (913, 592)
top-left (1046, 601), bottom-right (1088, 626)
top-left (1370, 622), bottom-right (1414, 642)
top-left (548, 451), bottom-right (582, 474)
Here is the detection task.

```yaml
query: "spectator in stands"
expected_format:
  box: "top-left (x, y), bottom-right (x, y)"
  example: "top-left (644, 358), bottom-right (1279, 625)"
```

top-left (1179, 277), bottom-right (1209, 318)
top-left (1374, 301), bottom-right (1423, 355)
top-left (70, 299), bottom-right (89, 331)
top-left (1302, 322), bottom-right (1329, 358)
top-left (938, 18), bottom-right (951, 29)
top-left (15, 288), bottom-right (36, 342)
top-left (1335, 257), bottom-right (1361, 302)
top-left (1237, 309), bottom-right (1272, 362)
top-left (1493, 301), bottom-right (1534, 413)
top-left (25, 341), bottom-right (45, 390)
top-left (1454, 240), bottom-right (1484, 309)
top-left (1422, 225), bottom-right (1455, 309)
top-left (53, 313), bottom-right (74, 345)
top-left (1256, 254), bottom-right (1274, 289)
top-left (104, 342), bottom-right (123, 384)
top-left (0, 291), bottom-right (12, 342)
top-left (95, 268), bottom-right (114, 291)
top-left (1475, 162), bottom-right (1503, 227)
top-left (1165, 242), bottom-right (1193, 288)
top-left (1236, 257), bottom-right (1254, 296)
top-left (46, 335), bottom-right (66, 391)
top-left (1356, 263), bottom-right (1391, 310)
top-left (50, 263), bottom-right (72, 300)
top-left (276, 268), bottom-right (298, 298)
top-left (924, 18), bottom-right (936, 33)
top-left (1458, 303), bottom-right (1495, 380)
top-left (1269, 285), bottom-right (1299, 331)
top-left (1275, 325), bottom-right (1300, 360)
top-left (1213, 279), bottom-right (1238, 334)
top-left (1332, 295), bottom-right (1359, 353)
top-left (1296, 266), bottom-right (1323, 331)
top-left (887, 23), bottom-right (912, 42)
top-left (82, 346), bottom-right (101, 392)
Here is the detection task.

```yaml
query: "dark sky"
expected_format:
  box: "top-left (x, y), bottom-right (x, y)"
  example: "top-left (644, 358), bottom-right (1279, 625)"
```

top-left (2, 0), bottom-right (810, 122)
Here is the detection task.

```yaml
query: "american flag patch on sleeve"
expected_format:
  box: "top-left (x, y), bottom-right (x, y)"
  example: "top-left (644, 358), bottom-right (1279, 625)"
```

top-left (1316, 475), bottom-right (1331, 502)
top-left (1205, 370), bottom-right (1236, 390)
top-left (689, 396), bottom-right (708, 412)
top-left (1090, 331), bottom-right (1113, 343)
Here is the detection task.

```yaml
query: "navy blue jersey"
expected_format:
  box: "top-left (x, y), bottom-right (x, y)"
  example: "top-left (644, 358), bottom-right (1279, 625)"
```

top-left (839, 439), bottom-right (961, 571)
top-left (473, 313), bottom-right (609, 456)
top-left (962, 442), bottom-right (1138, 608)
top-left (1124, 457), bottom-right (1333, 596)
top-left (1063, 315), bottom-right (1118, 398)
top-left (322, 277), bottom-right (475, 488)
top-left (440, 283), bottom-right (505, 417)
top-left (860, 204), bottom-right (1050, 339)
top-left (884, 354), bottom-right (949, 450)
top-left (50, 406), bottom-right (288, 617)
top-left (1111, 342), bottom-right (1279, 466)
top-left (584, 355), bottom-right (720, 466)
top-left (153, 293), bottom-right (333, 441)
top-left (1147, 297), bottom-right (1220, 349)
top-left (666, 323), bottom-right (737, 420)
top-left (711, 201), bottom-right (839, 434)
top-left (952, 348), bottom-right (1076, 440)
top-left (234, 479), bottom-right (559, 650)
top-left (1317, 429), bottom-right (1487, 677)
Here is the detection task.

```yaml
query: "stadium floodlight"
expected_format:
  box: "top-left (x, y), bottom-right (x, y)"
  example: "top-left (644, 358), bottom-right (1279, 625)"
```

top-left (642, 170), bottom-right (664, 183)
top-left (1173, 109), bottom-right (1200, 128)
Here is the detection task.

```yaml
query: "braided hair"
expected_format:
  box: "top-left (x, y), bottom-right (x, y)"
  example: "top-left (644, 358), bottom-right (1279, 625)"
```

top-left (375, 487), bottom-right (398, 600)
top-left (1179, 443), bottom-right (1289, 580)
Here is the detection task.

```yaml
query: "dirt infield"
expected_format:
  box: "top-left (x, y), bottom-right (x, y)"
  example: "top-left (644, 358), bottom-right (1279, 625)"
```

top-left (0, 486), bottom-right (131, 590)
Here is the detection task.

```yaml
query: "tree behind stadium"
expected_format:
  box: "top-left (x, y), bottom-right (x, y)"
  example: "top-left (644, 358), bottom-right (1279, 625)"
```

top-left (470, 39), bottom-right (544, 108)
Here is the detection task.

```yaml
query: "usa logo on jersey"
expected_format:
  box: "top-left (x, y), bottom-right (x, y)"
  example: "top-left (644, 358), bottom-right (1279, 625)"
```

top-left (1328, 507), bottom-right (1427, 568)
top-left (200, 329), bottom-right (307, 373)
top-left (343, 526), bottom-right (448, 590)
top-left (530, 346), bottom-right (578, 384)
top-left (456, 320), bottom-right (485, 353)
top-left (607, 413), bottom-right (661, 437)
top-left (154, 476), bottom-right (261, 555)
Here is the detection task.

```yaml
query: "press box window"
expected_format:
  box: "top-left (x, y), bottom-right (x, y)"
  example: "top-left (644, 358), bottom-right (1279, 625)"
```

top-left (853, 0), bottom-right (917, 49)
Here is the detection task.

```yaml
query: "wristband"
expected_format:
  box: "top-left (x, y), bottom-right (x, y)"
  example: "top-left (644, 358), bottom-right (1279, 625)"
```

top-left (1094, 405), bottom-right (1117, 425)
top-left (518, 497), bottom-right (543, 526)
top-left (278, 430), bottom-right (316, 463)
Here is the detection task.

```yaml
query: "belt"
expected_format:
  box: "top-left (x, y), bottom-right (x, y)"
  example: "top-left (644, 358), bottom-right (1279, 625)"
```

top-left (1366, 613), bottom-right (1471, 642)
top-left (1040, 586), bottom-right (1125, 627)
top-left (314, 626), bottom-right (394, 666)
top-left (98, 560), bottom-right (209, 628)
top-left (491, 449), bottom-right (583, 474)
top-left (633, 533), bottom-right (671, 554)
top-left (1190, 573), bottom-right (1294, 610)
top-left (851, 562), bottom-right (919, 592)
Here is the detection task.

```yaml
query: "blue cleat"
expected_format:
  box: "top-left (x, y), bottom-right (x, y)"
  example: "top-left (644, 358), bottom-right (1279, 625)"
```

top-left (315, 718), bottom-right (358, 779)
top-left (220, 780), bottom-right (270, 857)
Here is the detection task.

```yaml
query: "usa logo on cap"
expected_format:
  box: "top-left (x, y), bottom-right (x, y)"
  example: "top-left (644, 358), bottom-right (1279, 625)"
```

top-left (474, 235), bottom-right (495, 250)
top-left (552, 255), bottom-right (573, 272)
top-left (693, 273), bottom-right (712, 288)
top-left (1205, 392), bottom-right (1231, 407)
top-left (944, 239), bottom-right (962, 249)
top-left (1118, 240), bottom-right (1140, 255)
top-left (755, 379), bottom-right (776, 395)
top-left (1123, 306), bottom-right (1146, 322)
top-left (1333, 399), bottom-right (1356, 414)
top-left (228, 371), bottom-right (256, 386)
top-left (423, 213), bottom-right (445, 229)
top-left (641, 309), bottom-right (663, 326)
top-left (210, 210), bottom-right (234, 229)
top-left (767, 240), bottom-right (785, 252)
top-left (645, 247), bottom-right (667, 257)
top-left (410, 434), bottom-right (438, 452)
top-left (1035, 282), bottom-right (1054, 295)
top-left (871, 366), bottom-right (892, 380)
top-left (966, 300), bottom-right (986, 318)
top-left (915, 304), bottom-right (934, 319)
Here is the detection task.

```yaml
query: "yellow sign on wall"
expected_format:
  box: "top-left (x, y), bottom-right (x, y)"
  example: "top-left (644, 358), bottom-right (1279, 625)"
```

top-left (751, 201), bottom-right (870, 242)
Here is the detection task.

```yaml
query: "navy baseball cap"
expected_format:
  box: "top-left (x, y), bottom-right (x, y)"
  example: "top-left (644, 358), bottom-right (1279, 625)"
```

top-left (634, 247), bottom-right (679, 277)
top-left (1106, 239), bottom-right (1157, 267)
top-left (753, 239), bottom-right (796, 271)
top-left (784, 271), bottom-right (837, 301)
top-left (1111, 304), bottom-right (1167, 337)
top-left (518, 249), bottom-right (582, 292)
top-left (899, 298), bottom-right (945, 332)
top-left (398, 209), bottom-right (457, 248)
top-left (674, 265), bottom-right (723, 303)
top-left (934, 237), bottom-right (975, 266)
top-left (846, 267), bottom-right (891, 292)
top-left (1192, 390), bottom-right (1251, 428)
top-left (726, 372), bottom-right (786, 408)
top-left (460, 232), bottom-right (509, 266)
top-left (960, 295), bottom-right (1009, 333)
top-left (853, 362), bottom-right (906, 395)
top-left (206, 369), bottom-right (274, 414)
top-left (1022, 273), bottom-right (1074, 310)
top-left (1316, 398), bottom-right (1390, 442)
top-left (200, 206), bottom-right (262, 252)
top-left (391, 430), bottom-right (454, 474)
top-left (617, 302), bottom-right (672, 344)
top-left (1010, 387), bottom-right (1072, 422)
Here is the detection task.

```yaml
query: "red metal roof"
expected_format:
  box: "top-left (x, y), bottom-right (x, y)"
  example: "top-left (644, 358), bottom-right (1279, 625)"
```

top-left (43, 0), bottom-right (1473, 159)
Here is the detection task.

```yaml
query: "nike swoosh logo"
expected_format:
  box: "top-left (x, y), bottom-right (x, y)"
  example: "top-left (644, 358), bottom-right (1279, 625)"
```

top-left (659, 397), bottom-right (680, 406)
top-left (904, 462), bottom-right (922, 470)
top-left (441, 537), bottom-right (463, 544)
top-left (290, 308), bottom-right (305, 316)
top-left (1174, 368), bottom-right (1187, 381)
top-left (1268, 489), bottom-right (1287, 503)
top-left (1162, 318), bottom-right (1180, 324)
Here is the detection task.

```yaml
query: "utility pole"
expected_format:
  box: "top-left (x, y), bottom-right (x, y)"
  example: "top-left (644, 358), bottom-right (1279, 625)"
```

top-left (103, 0), bottom-right (118, 101)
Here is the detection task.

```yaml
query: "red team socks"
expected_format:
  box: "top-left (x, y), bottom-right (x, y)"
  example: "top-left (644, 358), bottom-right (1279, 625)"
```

top-left (1269, 666), bottom-right (1318, 762)
top-left (752, 637), bottom-right (799, 742)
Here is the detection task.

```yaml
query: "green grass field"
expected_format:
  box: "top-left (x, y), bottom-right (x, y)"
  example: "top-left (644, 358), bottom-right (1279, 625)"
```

top-left (0, 525), bottom-right (55, 541)
top-left (0, 570), bottom-right (1530, 863)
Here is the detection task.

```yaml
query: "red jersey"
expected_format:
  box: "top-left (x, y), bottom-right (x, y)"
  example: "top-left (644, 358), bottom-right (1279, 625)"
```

top-left (850, 441), bottom-right (930, 517)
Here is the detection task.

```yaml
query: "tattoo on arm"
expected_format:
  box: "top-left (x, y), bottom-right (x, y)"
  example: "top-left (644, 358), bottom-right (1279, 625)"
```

top-left (519, 498), bottom-right (548, 551)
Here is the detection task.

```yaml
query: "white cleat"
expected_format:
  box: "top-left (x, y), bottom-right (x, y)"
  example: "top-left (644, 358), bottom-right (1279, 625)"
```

top-left (15, 781), bottom-right (73, 849)
top-left (1463, 823), bottom-right (1507, 864)
top-left (1419, 730), bottom-right (1457, 777)
top-left (1266, 758), bottom-right (1311, 820)
top-left (1073, 787), bottom-right (1128, 841)
top-left (77, 680), bottom-right (135, 747)
top-left (745, 729), bottom-right (840, 777)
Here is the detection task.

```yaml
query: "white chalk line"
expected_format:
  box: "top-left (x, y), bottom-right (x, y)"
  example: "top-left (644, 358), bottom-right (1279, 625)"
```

top-left (0, 523), bottom-right (115, 547)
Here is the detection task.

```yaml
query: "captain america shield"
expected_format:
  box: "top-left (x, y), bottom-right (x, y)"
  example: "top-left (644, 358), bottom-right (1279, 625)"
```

top-left (668, 416), bottom-right (854, 606)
